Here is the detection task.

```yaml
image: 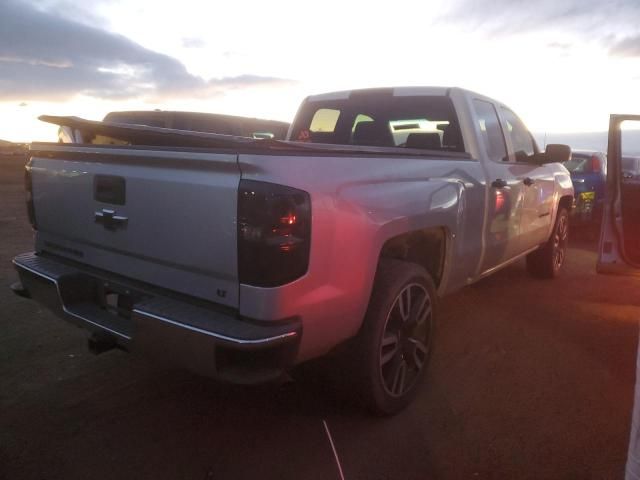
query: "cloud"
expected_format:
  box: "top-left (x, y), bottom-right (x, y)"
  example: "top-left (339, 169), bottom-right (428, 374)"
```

top-left (547, 42), bottom-right (572, 50)
top-left (0, 0), bottom-right (294, 102)
top-left (442, 0), bottom-right (640, 37)
top-left (610, 35), bottom-right (640, 57)
top-left (28, 0), bottom-right (116, 30)
top-left (182, 37), bottom-right (206, 49)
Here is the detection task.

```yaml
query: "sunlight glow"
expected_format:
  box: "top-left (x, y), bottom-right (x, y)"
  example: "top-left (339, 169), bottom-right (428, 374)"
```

top-left (2, 0), bottom-right (639, 142)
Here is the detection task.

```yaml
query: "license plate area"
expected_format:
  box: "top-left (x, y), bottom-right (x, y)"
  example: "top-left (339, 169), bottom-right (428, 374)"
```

top-left (58, 274), bottom-right (141, 320)
top-left (577, 191), bottom-right (595, 212)
top-left (580, 191), bottom-right (596, 201)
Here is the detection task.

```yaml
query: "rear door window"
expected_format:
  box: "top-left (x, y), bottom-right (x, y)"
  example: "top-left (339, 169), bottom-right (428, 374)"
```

top-left (501, 108), bottom-right (536, 163)
top-left (472, 99), bottom-right (507, 162)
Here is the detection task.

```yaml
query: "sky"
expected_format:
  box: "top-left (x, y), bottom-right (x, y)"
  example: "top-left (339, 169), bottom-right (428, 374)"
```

top-left (1, 0), bottom-right (640, 142)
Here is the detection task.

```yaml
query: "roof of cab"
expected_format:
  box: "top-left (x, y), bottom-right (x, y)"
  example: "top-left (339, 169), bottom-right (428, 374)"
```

top-left (303, 86), bottom-right (509, 109)
top-left (306, 86), bottom-right (460, 103)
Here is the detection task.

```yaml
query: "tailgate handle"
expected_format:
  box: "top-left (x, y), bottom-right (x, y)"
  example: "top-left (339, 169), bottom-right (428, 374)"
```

top-left (94, 175), bottom-right (126, 205)
top-left (95, 209), bottom-right (128, 230)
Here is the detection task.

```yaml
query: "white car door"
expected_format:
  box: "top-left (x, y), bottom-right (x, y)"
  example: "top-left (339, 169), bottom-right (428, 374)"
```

top-left (597, 114), bottom-right (640, 480)
top-left (598, 114), bottom-right (640, 274)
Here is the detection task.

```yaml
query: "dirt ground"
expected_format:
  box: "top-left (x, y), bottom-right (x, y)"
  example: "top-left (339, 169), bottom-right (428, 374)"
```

top-left (1, 154), bottom-right (639, 479)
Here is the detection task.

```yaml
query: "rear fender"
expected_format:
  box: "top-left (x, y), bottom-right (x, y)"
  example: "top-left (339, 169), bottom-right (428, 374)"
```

top-left (237, 153), bottom-right (471, 362)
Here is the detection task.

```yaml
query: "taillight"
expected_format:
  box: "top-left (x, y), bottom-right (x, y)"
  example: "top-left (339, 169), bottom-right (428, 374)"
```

top-left (591, 155), bottom-right (601, 173)
top-left (238, 180), bottom-right (311, 287)
top-left (24, 165), bottom-right (37, 229)
top-left (494, 189), bottom-right (506, 213)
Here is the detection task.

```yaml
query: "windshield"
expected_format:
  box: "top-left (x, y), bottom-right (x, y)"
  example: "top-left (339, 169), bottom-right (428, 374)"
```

top-left (290, 94), bottom-right (465, 152)
top-left (563, 153), bottom-right (593, 173)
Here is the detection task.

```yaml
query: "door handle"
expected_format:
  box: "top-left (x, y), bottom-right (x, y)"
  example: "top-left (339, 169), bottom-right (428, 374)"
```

top-left (523, 177), bottom-right (535, 186)
top-left (491, 178), bottom-right (507, 188)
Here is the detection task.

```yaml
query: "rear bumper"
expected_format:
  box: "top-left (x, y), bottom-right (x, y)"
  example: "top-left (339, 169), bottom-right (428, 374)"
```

top-left (13, 252), bottom-right (301, 383)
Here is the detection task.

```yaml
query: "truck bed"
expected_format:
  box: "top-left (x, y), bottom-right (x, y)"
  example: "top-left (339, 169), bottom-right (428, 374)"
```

top-left (30, 116), bottom-right (470, 307)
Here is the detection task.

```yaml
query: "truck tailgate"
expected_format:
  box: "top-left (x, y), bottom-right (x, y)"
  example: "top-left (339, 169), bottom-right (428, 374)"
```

top-left (29, 146), bottom-right (240, 307)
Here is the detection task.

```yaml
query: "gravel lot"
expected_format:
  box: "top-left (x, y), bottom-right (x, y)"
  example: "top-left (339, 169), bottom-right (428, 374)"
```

top-left (1, 154), bottom-right (638, 479)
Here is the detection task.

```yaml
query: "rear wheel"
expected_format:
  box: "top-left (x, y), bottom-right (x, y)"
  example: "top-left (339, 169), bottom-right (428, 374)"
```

top-left (526, 207), bottom-right (569, 278)
top-left (351, 259), bottom-right (436, 415)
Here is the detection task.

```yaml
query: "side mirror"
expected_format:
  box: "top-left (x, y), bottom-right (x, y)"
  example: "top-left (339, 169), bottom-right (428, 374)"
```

top-left (545, 144), bottom-right (571, 164)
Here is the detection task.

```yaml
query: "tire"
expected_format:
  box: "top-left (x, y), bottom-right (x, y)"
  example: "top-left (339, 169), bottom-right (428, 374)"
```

top-left (351, 259), bottom-right (437, 415)
top-left (526, 207), bottom-right (569, 279)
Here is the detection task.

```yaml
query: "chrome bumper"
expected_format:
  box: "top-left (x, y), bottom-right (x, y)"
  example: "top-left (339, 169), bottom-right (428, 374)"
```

top-left (13, 252), bottom-right (300, 383)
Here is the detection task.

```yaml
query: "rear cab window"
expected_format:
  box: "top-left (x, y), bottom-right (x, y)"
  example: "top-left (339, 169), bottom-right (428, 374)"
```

top-left (290, 94), bottom-right (465, 152)
top-left (309, 109), bottom-right (341, 132)
top-left (299, 108), bottom-right (341, 142)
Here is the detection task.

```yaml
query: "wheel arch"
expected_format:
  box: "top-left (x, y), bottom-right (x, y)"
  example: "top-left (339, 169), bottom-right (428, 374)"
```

top-left (559, 194), bottom-right (574, 212)
top-left (377, 226), bottom-right (449, 289)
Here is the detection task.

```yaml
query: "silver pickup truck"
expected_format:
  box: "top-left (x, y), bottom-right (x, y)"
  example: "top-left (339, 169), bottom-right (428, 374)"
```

top-left (13, 87), bottom-right (573, 414)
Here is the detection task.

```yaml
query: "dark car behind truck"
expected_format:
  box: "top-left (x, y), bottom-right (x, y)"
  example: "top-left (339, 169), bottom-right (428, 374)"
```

top-left (103, 110), bottom-right (290, 139)
top-left (562, 150), bottom-right (607, 227)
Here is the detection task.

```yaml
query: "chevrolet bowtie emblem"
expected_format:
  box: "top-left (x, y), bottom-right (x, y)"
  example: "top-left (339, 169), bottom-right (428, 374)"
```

top-left (94, 208), bottom-right (128, 230)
